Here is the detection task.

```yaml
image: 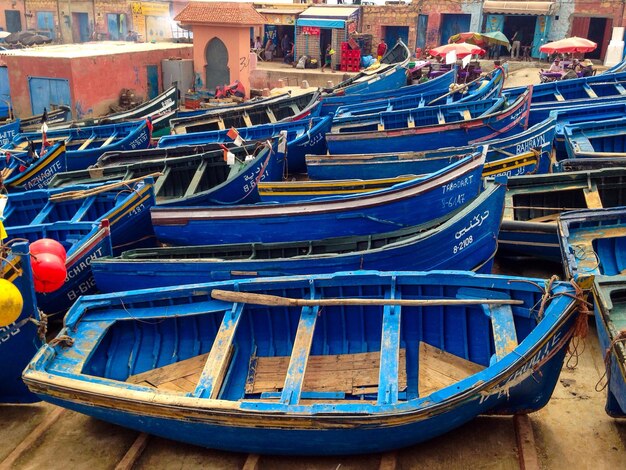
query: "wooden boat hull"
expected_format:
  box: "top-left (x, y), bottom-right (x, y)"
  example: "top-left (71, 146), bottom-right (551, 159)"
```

top-left (557, 207), bottom-right (626, 285)
top-left (170, 92), bottom-right (321, 135)
top-left (0, 121), bottom-right (150, 185)
top-left (325, 90), bottom-right (531, 155)
top-left (319, 69), bottom-right (454, 116)
top-left (333, 69), bottom-right (504, 119)
top-left (36, 86), bottom-right (179, 133)
top-left (306, 117), bottom-right (555, 181)
top-left (0, 119), bottom-right (19, 146)
top-left (0, 241), bottom-right (43, 403)
top-left (5, 179), bottom-right (156, 314)
top-left (2, 142), bottom-right (66, 190)
top-left (499, 167), bottom-right (626, 260)
top-left (564, 117), bottom-right (626, 160)
top-left (159, 117), bottom-right (332, 174)
top-left (93, 179), bottom-right (505, 292)
top-left (150, 152), bottom-right (485, 246)
top-left (24, 270), bottom-right (579, 454)
top-left (591, 276), bottom-right (626, 417)
top-left (18, 106), bottom-right (71, 130)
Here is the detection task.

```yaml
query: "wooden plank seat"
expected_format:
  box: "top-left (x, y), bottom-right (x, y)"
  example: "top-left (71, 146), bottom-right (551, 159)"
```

top-left (246, 349), bottom-right (408, 397)
top-left (127, 352), bottom-right (209, 393)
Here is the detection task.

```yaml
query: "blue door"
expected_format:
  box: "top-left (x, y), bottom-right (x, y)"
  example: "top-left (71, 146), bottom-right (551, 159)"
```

top-left (532, 16), bottom-right (552, 58)
top-left (28, 77), bottom-right (71, 115)
top-left (0, 67), bottom-right (10, 118)
top-left (147, 65), bottom-right (159, 100)
top-left (385, 26), bottom-right (409, 48)
top-left (36, 12), bottom-right (55, 40)
top-left (417, 15), bottom-right (428, 50)
top-left (440, 14), bottom-right (471, 45)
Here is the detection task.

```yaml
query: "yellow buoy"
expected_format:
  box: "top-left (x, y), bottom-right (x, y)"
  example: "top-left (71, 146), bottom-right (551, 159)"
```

top-left (0, 278), bottom-right (23, 327)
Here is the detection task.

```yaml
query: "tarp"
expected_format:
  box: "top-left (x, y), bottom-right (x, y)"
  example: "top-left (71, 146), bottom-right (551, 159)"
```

top-left (296, 18), bottom-right (345, 29)
top-left (483, 1), bottom-right (558, 15)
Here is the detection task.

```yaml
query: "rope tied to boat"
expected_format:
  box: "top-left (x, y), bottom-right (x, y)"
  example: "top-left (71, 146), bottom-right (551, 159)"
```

top-left (31, 310), bottom-right (48, 342)
top-left (48, 334), bottom-right (74, 348)
top-left (595, 329), bottom-right (626, 392)
top-left (564, 280), bottom-right (591, 370)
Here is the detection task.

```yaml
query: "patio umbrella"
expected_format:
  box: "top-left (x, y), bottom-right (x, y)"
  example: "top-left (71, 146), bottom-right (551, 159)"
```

top-left (539, 37), bottom-right (597, 54)
top-left (430, 42), bottom-right (485, 58)
top-left (448, 32), bottom-right (486, 46)
top-left (481, 31), bottom-right (511, 50)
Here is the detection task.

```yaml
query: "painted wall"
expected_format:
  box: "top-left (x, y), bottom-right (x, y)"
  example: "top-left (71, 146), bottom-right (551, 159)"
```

top-left (191, 24), bottom-right (254, 98)
top-left (3, 45), bottom-right (192, 118)
top-left (0, 1), bottom-right (26, 32)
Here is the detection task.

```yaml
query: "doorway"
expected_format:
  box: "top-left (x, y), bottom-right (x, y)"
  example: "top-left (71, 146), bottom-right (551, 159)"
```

top-left (385, 26), bottom-right (409, 48)
top-left (72, 12), bottom-right (90, 43)
top-left (320, 28), bottom-right (332, 64)
top-left (587, 17), bottom-right (612, 60)
top-left (146, 65), bottom-right (158, 100)
top-left (4, 10), bottom-right (21, 33)
top-left (502, 16), bottom-right (536, 57)
top-left (205, 37), bottom-right (230, 92)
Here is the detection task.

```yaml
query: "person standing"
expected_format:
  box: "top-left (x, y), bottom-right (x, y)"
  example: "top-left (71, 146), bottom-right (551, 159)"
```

top-left (377, 39), bottom-right (388, 61)
top-left (321, 44), bottom-right (335, 72)
top-left (511, 30), bottom-right (520, 59)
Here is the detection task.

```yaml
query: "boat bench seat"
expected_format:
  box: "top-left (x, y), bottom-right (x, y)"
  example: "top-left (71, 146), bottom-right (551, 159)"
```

top-left (456, 287), bottom-right (519, 364)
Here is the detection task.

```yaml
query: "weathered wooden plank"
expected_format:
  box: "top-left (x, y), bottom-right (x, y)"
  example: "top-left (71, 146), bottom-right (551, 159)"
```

top-left (184, 159), bottom-right (209, 197)
top-left (418, 342), bottom-right (484, 397)
top-left (127, 353), bottom-right (209, 386)
top-left (194, 302), bottom-right (245, 398)
top-left (378, 281), bottom-right (401, 405)
top-left (77, 134), bottom-right (96, 151)
top-left (0, 408), bottom-right (66, 469)
top-left (115, 432), bottom-right (150, 470)
top-left (490, 304), bottom-right (519, 361)
top-left (242, 453), bottom-right (261, 470)
top-left (379, 451), bottom-right (398, 470)
top-left (583, 186), bottom-right (603, 209)
top-left (280, 305), bottom-right (320, 405)
top-left (248, 350), bottom-right (407, 395)
top-left (514, 414), bottom-right (540, 470)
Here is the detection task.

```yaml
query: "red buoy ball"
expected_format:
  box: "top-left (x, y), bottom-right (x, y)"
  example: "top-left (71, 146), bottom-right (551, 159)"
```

top-left (31, 253), bottom-right (67, 294)
top-left (30, 238), bottom-right (67, 263)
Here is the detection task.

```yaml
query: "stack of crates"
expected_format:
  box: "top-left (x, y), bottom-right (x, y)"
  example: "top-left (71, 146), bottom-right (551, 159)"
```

top-left (340, 42), bottom-right (361, 72)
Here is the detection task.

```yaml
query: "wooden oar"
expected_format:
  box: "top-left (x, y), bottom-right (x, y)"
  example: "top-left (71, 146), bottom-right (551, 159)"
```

top-left (427, 70), bottom-right (495, 106)
top-left (49, 172), bottom-right (162, 202)
top-left (211, 289), bottom-right (524, 307)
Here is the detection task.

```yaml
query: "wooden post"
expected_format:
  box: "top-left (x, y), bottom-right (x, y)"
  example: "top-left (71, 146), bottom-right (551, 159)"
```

top-left (514, 414), bottom-right (540, 470)
top-left (115, 432), bottom-right (150, 470)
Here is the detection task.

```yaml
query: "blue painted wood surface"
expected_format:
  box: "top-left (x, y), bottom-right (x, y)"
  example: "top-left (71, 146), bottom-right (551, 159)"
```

top-left (24, 270), bottom-right (579, 454)
top-left (0, 241), bottom-right (43, 403)
top-left (150, 153), bottom-right (485, 246)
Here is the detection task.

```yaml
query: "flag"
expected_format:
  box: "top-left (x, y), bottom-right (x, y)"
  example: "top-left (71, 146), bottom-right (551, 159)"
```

top-left (445, 50), bottom-right (457, 65)
top-left (226, 127), bottom-right (244, 147)
top-left (41, 107), bottom-right (48, 124)
top-left (40, 122), bottom-right (49, 155)
top-left (461, 54), bottom-right (471, 68)
top-left (5, 152), bottom-right (10, 164)
top-left (219, 144), bottom-right (236, 165)
top-left (146, 117), bottom-right (153, 138)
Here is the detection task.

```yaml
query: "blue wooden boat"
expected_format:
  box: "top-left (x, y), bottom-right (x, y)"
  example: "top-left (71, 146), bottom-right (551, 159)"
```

top-left (3, 178), bottom-right (156, 314)
top-left (170, 91), bottom-right (321, 135)
top-left (93, 178), bottom-right (506, 292)
top-left (604, 60), bottom-right (626, 74)
top-left (325, 90), bottom-right (531, 155)
top-left (150, 152), bottom-right (485, 246)
top-left (0, 241), bottom-right (43, 403)
top-left (48, 139), bottom-right (285, 207)
top-left (333, 69), bottom-right (504, 119)
top-left (307, 117), bottom-right (555, 181)
top-left (39, 85), bottom-right (179, 134)
top-left (558, 207), bottom-right (626, 286)
top-left (0, 121), bottom-right (150, 189)
top-left (1, 106), bottom-right (71, 131)
top-left (591, 276), bottom-right (626, 417)
top-left (499, 167), bottom-right (626, 261)
top-left (0, 119), bottom-right (20, 146)
top-left (23, 269), bottom-right (580, 454)
top-left (547, 100), bottom-right (626, 156)
top-left (563, 117), bottom-right (626, 160)
top-left (319, 69), bottom-right (455, 116)
top-left (159, 117), bottom-right (331, 174)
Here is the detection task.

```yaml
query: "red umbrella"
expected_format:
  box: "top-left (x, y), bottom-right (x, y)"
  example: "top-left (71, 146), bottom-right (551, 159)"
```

top-left (539, 37), bottom-right (597, 54)
top-left (430, 42), bottom-right (485, 58)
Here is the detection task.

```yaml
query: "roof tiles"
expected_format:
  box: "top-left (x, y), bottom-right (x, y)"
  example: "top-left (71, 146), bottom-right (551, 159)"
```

top-left (175, 1), bottom-right (267, 26)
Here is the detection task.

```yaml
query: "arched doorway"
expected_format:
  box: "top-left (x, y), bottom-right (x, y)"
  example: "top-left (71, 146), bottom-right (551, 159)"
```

top-left (205, 37), bottom-right (230, 92)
